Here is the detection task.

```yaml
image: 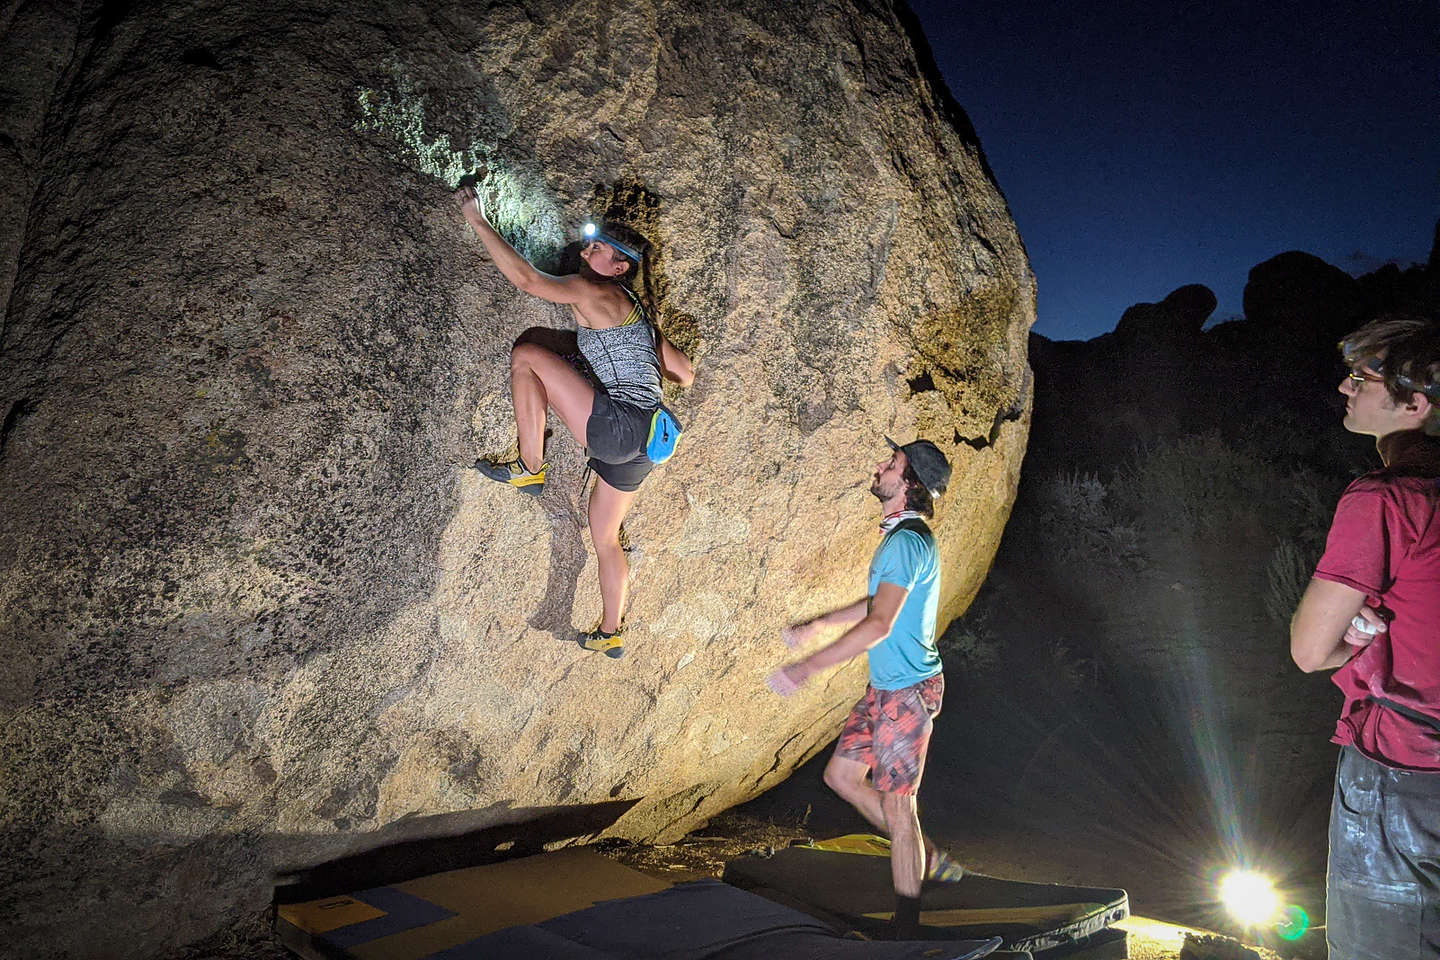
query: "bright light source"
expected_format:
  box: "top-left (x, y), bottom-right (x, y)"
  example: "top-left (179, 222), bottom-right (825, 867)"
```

top-left (583, 222), bottom-right (598, 238)
top-left (1219, 870), bottom-right (1280, 927)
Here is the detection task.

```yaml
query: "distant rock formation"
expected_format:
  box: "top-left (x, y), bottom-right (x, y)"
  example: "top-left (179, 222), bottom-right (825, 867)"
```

top-left (0, 2), bottom-right (1033, 957)
top-left (964, 225), bottom-right (1440, 918)
top-left (1028, 282), bottom-right (1220, 472)
top-left (1359, 224), bottom-right (1440, 320)
top-left (1113, 283), bottom-right (1216, 347)
top-left (1242, 251), bottom-right (1364, 350)
top-left (1030, 225), bottom-right (1440, 475)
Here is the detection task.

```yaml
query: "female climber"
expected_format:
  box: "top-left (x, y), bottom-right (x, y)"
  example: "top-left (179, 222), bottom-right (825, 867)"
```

top-left (453, 183), bottom-right (695, 660)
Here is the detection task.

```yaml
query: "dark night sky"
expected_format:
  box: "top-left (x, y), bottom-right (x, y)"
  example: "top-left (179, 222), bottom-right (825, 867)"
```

top-left (904, 0), bottom-right (1440, 341)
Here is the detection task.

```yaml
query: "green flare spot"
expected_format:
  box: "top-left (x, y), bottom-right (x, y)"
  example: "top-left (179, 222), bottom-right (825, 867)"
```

top-left (1276, 904), bottom-right (1309, 941)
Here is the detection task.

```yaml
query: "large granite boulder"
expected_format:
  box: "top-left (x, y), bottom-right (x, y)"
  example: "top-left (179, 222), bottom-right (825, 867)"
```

top-left (0, 1), bottom-right (1033, 956)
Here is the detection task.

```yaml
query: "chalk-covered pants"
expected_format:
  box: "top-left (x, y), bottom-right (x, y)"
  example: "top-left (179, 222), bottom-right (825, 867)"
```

top-left (1327, 745), bottom-right (1440, 959)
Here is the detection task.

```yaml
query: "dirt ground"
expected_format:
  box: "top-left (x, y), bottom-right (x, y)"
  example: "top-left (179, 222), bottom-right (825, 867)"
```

top-left (225, 636), bottom-right (1334, 960)
top-left (716, 688), bottom-right (1332, 960)
top-left (580, 504), bottom-right (1341, 960)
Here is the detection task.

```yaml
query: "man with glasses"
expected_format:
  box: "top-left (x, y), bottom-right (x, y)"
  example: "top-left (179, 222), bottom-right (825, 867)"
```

top-left (1290, 316), bottom-right (1440, 957)
top-left (767, 438), bottom-right (962, 939)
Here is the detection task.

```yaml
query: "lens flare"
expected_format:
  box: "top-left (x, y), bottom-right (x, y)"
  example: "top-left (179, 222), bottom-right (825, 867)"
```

top-left (1276, 904), bottom-right (1310, 941)
top-left (583, 222), bottom-right (598, 238)
top-left (1218, 870), bottom-right (1279, 927)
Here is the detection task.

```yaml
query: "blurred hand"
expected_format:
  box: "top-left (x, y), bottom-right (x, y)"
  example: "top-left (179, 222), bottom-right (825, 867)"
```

top-left (766, 663), bottom-right (809, 697)
top-left (1343, 605), bottom-right (1388, 647)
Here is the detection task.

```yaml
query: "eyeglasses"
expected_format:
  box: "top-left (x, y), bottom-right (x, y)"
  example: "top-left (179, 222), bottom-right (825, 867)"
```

top-left (1345, 364), bottom-right (1440, 402)
top-left (1346, 368), bottom-right (1384, 385)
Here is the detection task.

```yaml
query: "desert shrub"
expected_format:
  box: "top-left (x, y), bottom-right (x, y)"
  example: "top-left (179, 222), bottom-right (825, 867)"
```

top-left (939, 610), bottom-right (1002, 675)
top-left (1265, 537), bottom-right (1319, 624)
top-left (1262, 470), bottom-right (1338, 623)
top-left (1036, 638), bottom-right (1096, 695)
top-left (1010, 471), bottom-right (1142, 570)
top-left (939, 602), bottom-right (1094, 694)
top-left (1111, 431), bottom-right (1276, 535)
top-left (1288, 469), bottom-right (1345, 545)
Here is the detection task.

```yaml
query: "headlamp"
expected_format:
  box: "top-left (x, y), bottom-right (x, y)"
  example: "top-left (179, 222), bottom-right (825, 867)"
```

top-left (580, 221), bottom-right (642, 263)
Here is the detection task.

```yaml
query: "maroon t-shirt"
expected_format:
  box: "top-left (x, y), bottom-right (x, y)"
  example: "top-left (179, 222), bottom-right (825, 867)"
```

top-left (1314, 438), bottom-right (1440, 770)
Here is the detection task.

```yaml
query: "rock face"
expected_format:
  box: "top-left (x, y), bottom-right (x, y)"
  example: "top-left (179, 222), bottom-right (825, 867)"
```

top-left (0, 2), bottom-right (1033, 956)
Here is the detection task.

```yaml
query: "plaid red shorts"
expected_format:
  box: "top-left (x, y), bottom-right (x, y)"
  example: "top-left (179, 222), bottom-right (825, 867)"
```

top-left (833, 674), bottom-right (944, 795)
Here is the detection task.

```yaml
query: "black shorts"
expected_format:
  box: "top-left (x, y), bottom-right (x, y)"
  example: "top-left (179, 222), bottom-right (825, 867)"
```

top-left (588, 450), bottom-right (652, 492)
top-left (587, 393), bottom-right (654, 492)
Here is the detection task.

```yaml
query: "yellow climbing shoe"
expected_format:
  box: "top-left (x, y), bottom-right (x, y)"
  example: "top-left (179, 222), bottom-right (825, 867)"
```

top-left (474, 457), bottom-right (546, 496)
top-left (926, 848), bottom-right (966, 883)
top-left (579, 624), bottom-right (625, 659)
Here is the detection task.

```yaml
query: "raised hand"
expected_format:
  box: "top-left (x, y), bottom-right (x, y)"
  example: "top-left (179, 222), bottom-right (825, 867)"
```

top-left (452, 183), bottom-right (480, 214)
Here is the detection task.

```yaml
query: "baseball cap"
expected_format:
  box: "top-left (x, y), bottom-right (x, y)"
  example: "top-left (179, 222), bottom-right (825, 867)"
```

top-left (885, 437), bottom-right (951, 497)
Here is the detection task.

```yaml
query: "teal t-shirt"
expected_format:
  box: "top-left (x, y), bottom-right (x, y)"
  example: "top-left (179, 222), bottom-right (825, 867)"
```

top-left (866, 524), bottom-right (942, 690)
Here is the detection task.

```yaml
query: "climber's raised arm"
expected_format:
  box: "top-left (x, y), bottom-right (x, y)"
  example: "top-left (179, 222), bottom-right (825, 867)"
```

top-left (453, 185), bottom-right (591, 306)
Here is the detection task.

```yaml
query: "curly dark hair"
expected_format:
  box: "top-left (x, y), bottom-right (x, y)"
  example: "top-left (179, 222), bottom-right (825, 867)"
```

top-left (903, 463), bottom-right (934, 518)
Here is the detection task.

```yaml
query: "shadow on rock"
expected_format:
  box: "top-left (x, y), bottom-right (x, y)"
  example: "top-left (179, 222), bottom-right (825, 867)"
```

top-left (507, 326), bottom-right (600, 642)
top-left (274, 798), bottom-right (638, 904)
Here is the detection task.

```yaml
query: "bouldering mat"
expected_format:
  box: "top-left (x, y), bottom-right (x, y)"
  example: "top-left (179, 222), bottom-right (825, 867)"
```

top-left (276, 846), bottom-right (1013, 960)
top-left (722, 835), bottom-right (1129, 956)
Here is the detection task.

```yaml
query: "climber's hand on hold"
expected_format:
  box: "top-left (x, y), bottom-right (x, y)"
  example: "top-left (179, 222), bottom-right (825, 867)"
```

top-left (453, 183), bottom-right (481, 216)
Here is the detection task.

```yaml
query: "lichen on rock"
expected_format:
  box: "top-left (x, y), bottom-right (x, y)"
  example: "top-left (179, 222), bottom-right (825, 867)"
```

top-left (355, 62), bottom-right (567, 262)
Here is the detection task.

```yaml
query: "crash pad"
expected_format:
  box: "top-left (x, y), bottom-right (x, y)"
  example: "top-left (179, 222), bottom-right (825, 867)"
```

top-left (277, 848), bottom-right (667, 959)
top-left (723, 835), bottom-right (1130, 956)
top-left (276, 846), bottom-right (1013, 960)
